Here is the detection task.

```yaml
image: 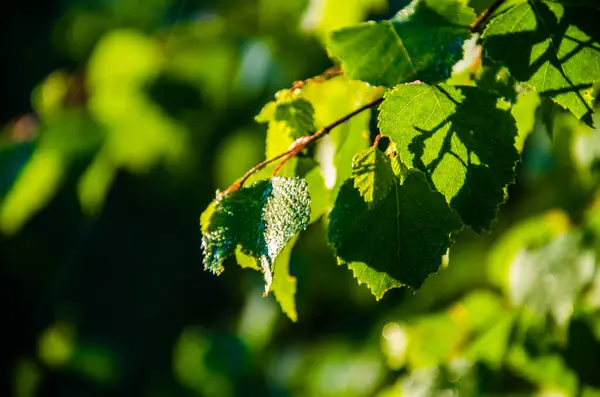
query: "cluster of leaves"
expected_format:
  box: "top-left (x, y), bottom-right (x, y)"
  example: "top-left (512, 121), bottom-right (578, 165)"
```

top-left (200, 0), bottom-right (600, 320)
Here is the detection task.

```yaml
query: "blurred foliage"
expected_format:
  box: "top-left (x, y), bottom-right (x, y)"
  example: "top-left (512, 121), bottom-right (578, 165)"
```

top-left (3, 0), bottom-right (600, 396)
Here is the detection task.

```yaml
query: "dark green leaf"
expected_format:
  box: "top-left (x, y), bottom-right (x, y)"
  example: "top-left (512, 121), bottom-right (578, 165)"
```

top-left (327, 0), bottom-right (476, 87)
top-left (483, 0), bottom-right (600, 125)
top-left (201, 177), bottom-right (311, 292)
top-left (328, 169), bottom-right (462, 296)
top-left (378, 83), bottom-right (518, 232)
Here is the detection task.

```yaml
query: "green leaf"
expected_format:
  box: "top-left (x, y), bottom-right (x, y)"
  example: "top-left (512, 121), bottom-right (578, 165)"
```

top-left (327, 0), bottom-right (476, 87)
top-left (256, 96), bottom-right (315, 139)
top-left (378, 83), bottom-right (519, 232)
top-left (301, 0), bottom-right (388, 39)
top-left (265, 122), bottom-right (297, 177)
top-left (465, 313), bottom-right (515, 369)
top-left (0, 109), bottom-right (103, 234)
top-left (201, 177), bottom-right (311, 292)
top-left (352, 147), bottom-right (397, 209)
top-left (507, 347), bottom-right (578, 395)
top-left (512, 88), bottom-right (542, 153)
top-left (304, 167), bottom-right (332, 223)
top-left (328, 169), bottom-right (462, 296)
top-left (235, 235), bottom-right (300, 321)
top-left (256, 96), bottom-right (316, 177)
top-left (271, 235), bottom-right (299, 322)
top-left (273, 99), bottom-right (316, 140)
top-left (483, 1), bottom-right (600, 125)
top-left (507, 232), bottom-right (595, 327)
top-left (301, 76), bottom-right (376, 190)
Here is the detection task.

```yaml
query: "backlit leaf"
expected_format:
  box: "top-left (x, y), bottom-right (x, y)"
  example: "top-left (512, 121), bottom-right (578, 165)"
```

top-left (351, 146), bottom-right (397, 209)
top-left (483, 1), bottom-right (600, 125)
top-left (328, 169), bottom-right (462, 297)
top-left (256, 96), bottom-right (316, 176)
top-left (201, 177), bottom-right (311, 292)
top-left (378, 83), bottom-right (519, 232)
top-left (327, 0), bottom-right (476, 87)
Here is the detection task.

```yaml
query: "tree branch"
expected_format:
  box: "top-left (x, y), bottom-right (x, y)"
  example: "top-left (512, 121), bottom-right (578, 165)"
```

top-left (471, 0), bottom-right (506, 33)
top-left (289, 66), bottom-right (342, 92)
top-left (217, 96), bottom-right (384, 200)
top-left (216, 0), bottom-right (510, 201)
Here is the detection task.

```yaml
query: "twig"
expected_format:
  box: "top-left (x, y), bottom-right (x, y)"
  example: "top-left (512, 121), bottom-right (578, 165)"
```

top-left (217, 96), bottom-right (384, 200)
top-left (289, 66), bottom-right (343, 92)
top-left (471, 0), bottom-right (506, 32)
top-left (372, 133), bottom-right (382, 148)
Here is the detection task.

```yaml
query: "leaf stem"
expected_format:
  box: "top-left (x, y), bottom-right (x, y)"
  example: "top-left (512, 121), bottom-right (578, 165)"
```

top-left (217, 96), bottom-right (384, 199)
top-left (470, 0), bottom-right (506, 33)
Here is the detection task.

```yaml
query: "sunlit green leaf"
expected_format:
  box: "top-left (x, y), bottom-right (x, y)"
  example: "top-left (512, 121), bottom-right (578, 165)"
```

top-left (305, 166), bottom-right (332, 223)
top-left (301, 76), bottom-right (377, 191)
top-left (488, 209), bottom-right (571, 287)
top-left (235, 234), bottom-right (299, 322)
top-left (378, 83), bottom-right (519, 232)
top-left (256, 96), bottom-right (316, 176)
top-left (301, 0), bottom-right (387, 39)
top-left (507, 346), bottom-right (578, 395)
top-left (0, 110), bottom-right (103, 234)
top-left (329, 169), bottom-right (462, 296)
top-left (201, 177), bottom-right (310, 292)
top-left (351, 147), bottom-right (397, 209)
top-left (271, 235), bottom-right (299, 322)
top-left (483, 1), bottom-right (600, 125)
top-left (512, 88), bottom-right (542, 153)
top-left (327, 0), bottom-right (476, 87)
top-left (274, 99), bottom-right (315, 139)
top-left (508, 232), bottom-right (595, 327)
top-left (465, 312), bottom-right (515, 369)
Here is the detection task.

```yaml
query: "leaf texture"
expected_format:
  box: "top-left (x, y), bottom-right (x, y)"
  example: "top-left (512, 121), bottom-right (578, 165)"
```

top-left (327, 0), bottom-right (476, 87)
top-left (256, 96), bottom-right (316, 176)
top-left (201, 177), bottom-right (311, 292)
top-left (378, 83), bottom-right (518, 232)
top-left (483, 0), bottom-right (600, 125)
top-left (352, 147), bottom-right (397, 209)
top-left (328, 169), bottom-right (462, 297)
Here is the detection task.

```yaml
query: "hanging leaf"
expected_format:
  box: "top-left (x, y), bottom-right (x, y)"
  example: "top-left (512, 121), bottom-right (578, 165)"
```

top-left (256, 96), bottom-right (316, 176)
top-left (351, 146), bottom-right (397, 209)
top-left (378, 83), bottom-right (518, 232)
top-left (328, 169), bottom-right (462, 298)
top-left (272, 99), bottom-right (316, 140)
top-left (270, 235), bottom-right (299, 322)
top-left (201, 177), bottom-right (311, 292)
top-left (512, 88), bottom-right (542, 153)
top-left (302, 76), bottom-right (376, 191)
top-left (327, 0), bottom-right (476, 87)
top-left (235, 235), bottom-right (300, 322)
top-left (483, 1), bottom-right (600, 125)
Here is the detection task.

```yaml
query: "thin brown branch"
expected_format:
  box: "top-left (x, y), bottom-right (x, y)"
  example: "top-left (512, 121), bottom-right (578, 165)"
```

top-left (470, 0), bottom-right (507, 33)
top-left (372, 133), bottom-right (382, 148)
top-left (217, 96), bottom-right (384, 200)
top-left (289, 66), bottom-right (343, 92)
